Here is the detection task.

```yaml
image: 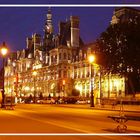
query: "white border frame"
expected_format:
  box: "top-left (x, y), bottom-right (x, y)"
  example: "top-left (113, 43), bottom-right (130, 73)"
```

top-left (0, 4), bottom-right (139, 7)
top-left (0, 3), bottom-right (140, 136)
top-left (0, 133), bottom-right (139, 136)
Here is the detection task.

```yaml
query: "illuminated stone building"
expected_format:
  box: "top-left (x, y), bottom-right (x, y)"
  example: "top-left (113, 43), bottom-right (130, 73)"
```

top-left (4, 8), bottom-right (125, 103)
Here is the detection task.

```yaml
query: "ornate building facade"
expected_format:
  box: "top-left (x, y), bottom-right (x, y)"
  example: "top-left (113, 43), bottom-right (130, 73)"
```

top-left (111, 7), bottom-right (140, 25)
top-left (4, 8), bottom-right (125, 103)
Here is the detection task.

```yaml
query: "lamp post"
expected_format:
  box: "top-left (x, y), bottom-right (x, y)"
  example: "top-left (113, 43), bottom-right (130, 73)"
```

top-left (0, 42), bottom-right (8, 108)
top-left (88, 54), bottom-right (95, 107)
top-left (99, 66), bottom-right (103, 103)
top-left (32, 71), bottom-right (37, 103)
top-left (62, 80), bottom-right (65, 97)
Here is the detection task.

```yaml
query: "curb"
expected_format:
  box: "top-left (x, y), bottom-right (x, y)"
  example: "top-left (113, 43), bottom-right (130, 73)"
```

top-left (55, 104), bottom-right (140, 113)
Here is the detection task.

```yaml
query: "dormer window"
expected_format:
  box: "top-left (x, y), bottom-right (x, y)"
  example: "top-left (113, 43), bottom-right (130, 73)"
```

top-left (13, 62), bottom-right (16, 67)
top-left (28, 53), bottom-right (32, 58)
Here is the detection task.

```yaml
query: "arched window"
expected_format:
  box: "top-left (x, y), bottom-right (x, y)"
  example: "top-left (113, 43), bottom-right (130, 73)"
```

top-left (55, 55), bottom-right (57, 62)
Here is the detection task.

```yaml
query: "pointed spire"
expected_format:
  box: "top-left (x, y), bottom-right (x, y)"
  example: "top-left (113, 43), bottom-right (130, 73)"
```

top-left (47, 7), bottom-right (52, 21)
top-left (48, 7), bottom-right (51, 14)
top-left (43, 7), bottom-right (54, 49)
top-left (45, 7), bottom-right (53, 34)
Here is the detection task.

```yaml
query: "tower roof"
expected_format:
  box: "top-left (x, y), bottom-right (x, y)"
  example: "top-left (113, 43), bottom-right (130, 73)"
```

top-left (47, 7), bottom-right (51, 14)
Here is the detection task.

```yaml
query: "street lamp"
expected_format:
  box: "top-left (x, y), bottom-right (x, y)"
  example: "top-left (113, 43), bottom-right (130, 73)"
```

top-left (32, 71), bottom-right (37, 103)
top-left (0, 42), bottom-right (8, 108)
top-left (88, 54), bottom-right (95, 107)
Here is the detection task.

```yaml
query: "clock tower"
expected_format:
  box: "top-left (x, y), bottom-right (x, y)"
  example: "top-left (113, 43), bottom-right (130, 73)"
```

top-left (43, 7), bottom-right (54, 51)
top-left (45, 7), bottom-right (53, 34)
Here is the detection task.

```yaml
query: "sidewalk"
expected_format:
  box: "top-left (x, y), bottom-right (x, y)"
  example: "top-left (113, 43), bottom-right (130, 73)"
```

top-left (56, 104), bottom-right (140, 113)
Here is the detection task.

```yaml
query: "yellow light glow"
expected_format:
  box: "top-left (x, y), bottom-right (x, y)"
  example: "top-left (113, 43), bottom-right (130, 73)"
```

top-left (0, 47), bottom-right (8, 56)
top-left (110, 81), bottom-right (112, 91)
top-left (14, 78), bottom-right (16, 82)
top-left (31, 87), bottom-right (34, 91)
top-left (32, 71), bottom-right (37, 76)
top-left (21, 94), bottom-right (24, 97)
top-left (63, 80), bottom-right (65, 85)
top-left (88, 55), bottom-right (95, 63)
top-left (75, 85), bottom-right (82, 93)
top-left (51, 83), bottom-right (55, 90)
top-left (25, 86), bottom-right (30, 91)
top-left (114, 79), bottom-right (119, 87)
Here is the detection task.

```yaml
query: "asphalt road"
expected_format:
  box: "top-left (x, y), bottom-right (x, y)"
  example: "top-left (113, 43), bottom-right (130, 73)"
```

top-left (0, 104), bottom-right (140, 140)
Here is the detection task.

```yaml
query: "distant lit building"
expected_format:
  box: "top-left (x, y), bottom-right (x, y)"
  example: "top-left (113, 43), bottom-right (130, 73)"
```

top-left (111, 7), bottom-right (140, 25)
top-left (4, 8), bottom-right (125, 104)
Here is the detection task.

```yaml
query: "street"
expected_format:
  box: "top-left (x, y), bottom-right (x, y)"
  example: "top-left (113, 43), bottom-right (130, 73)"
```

top-left (0, 104), bottom-right (140, 140)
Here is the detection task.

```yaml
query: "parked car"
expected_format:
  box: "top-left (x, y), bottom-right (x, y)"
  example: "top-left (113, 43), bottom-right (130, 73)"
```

top-left (76, 99), bottom-right (87, 104)
top-left (37, 98), bottom-right (55, 104)
top-left (36, 99), bottom-right (44, 104)
top-left (64, 97), bottom-right (77, 104)
top-left (24, 98), bottom-right (33, 104)
top-left (55, 98), bottom-right (65, 104)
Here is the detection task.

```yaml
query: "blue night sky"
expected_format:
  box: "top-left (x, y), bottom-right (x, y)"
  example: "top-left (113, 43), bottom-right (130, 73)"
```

top-left (0, 0), bottom-right (140, 53)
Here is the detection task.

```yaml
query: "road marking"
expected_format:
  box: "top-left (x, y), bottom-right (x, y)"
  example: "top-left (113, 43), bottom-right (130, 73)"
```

top-left (2, 110), bottom-right (140, 136)
top-left (4, 111), bottom-right (91, 133)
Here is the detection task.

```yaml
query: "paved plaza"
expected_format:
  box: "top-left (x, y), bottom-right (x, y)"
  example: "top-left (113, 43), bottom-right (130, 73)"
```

top-left (0, 104), bottom-right (140, 140)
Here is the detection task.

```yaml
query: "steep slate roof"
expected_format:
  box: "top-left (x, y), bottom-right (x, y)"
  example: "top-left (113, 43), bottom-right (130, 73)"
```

top-left (59, 20), bottom-right (84, 47)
